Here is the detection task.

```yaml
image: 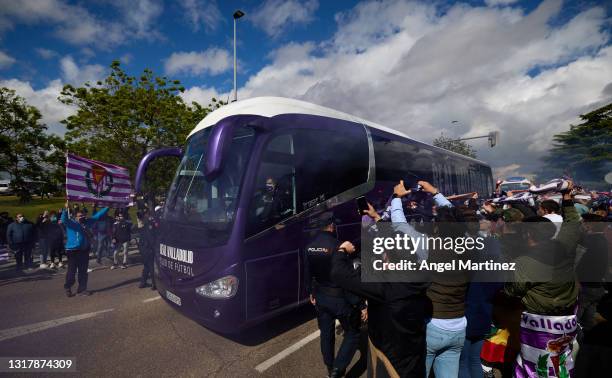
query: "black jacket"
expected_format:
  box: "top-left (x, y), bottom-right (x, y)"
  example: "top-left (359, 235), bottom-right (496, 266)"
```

top-left (331, 251), bottom-right (430, 377)
top-left (6, 221), bottom-right (35, 247)
top-left (138, 219), bottom-right (157, 257)
top-left (37, 220), bottom-right (55, 240)
top-left (47, 222), bottom-right (65, 248)
top-left (577, 233), bottom-right (608, 285)
top-left (113, 221), bottom-right (131, 243)
top-left (304, 231), bottom-right (341, 294)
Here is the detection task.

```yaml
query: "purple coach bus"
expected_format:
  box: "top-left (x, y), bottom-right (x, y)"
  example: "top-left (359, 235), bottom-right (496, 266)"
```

top-left (135, 97), bottom-right (493, 333)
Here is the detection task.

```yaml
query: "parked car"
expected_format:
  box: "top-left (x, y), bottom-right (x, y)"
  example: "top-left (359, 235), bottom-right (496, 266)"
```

top-left (499, 176), bottom-right (532, 193)
top-left (0, 180), bottom-right (12, 195)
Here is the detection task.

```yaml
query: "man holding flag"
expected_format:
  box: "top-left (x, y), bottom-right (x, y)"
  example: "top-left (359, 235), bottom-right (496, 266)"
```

top-left (61, 201), bottom-right (109, 297)
top-left (62, 152), bottom-right (132, 297)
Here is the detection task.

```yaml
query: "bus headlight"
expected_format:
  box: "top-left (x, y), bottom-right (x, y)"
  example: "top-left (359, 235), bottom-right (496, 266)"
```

top-left (195, 275), bottom-right (238, 299)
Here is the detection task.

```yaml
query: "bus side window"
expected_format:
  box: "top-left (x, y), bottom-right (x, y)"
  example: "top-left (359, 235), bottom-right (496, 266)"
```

top-left (294, 128), bottom-right (369, 213)
top-left (246, 133), bottom-right (297, 237)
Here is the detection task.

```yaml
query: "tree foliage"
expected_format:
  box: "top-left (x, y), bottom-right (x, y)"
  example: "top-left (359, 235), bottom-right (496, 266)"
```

top-left (432, 133), bottom-right (477, 159)
top-left (540, 102), bottom-right (612, 188)
top-left (59, 61), bottom-right (223, 196)
top-left (0, 87), bottom-right (62, 202)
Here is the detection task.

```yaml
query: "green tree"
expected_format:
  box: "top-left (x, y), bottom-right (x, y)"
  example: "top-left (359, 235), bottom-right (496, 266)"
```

top-left (540, 102), bottom-right (612, 189)
top-left (0, 87), bottom-right (60, 202)
top-left (432, 133), bottom-right (477, 158)
top-left (59, 61), bottom-right (223, 196)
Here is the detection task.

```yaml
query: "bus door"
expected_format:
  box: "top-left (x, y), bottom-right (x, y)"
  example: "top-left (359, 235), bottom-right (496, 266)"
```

top-left (243, 132), bottom-right (301, 321)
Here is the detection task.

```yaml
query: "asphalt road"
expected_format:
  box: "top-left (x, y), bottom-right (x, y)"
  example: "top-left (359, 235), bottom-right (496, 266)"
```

top-left (0, 251), bottom-right (367, 377)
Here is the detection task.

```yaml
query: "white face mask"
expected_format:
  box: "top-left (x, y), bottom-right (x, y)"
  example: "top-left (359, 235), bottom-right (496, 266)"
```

top-left (502, 204), bottom-right (510, 210)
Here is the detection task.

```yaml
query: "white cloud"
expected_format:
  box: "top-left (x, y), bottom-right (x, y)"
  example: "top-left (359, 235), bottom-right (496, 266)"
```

top-left (164, 48), bottom-right (231, 76)
top-left (179, 0), bottom-right (223, 33)
top-left (493, 164), bottom-right (522, 179)
top-left (112, 0), bottom-right (164, 40)
top-left (235, 0), bottom-right (612, 175)
top-left (0, 78), bottom-right (73, 135)
top-left (80, 48), bottom-right (96, 61)
top-left (59, 56), bottom-right (106, 85)
top-left (0, 56), bottom-right (109, 135)
top-left (329, 0), bottom-right (435, 54)
top-left (0, 0), bottom-right (163, 48)
top-left (0, 50), bottom-right (15, 68)
top-left (250, 0), bottom-right (319, 37)
top-left (35, 47), bottom-right (57, 60)
top-left (180, 86), bottom-right (221, 107)
top-left (485, 0), bottom-right (520, 6)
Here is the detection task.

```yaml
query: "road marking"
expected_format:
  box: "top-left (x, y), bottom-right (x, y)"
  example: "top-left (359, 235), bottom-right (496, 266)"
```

top-left (255, 320), bottom-right (339, 373)
top-left (0, 309), bottom-right (114, 343)
top-left (143, 296), bottom-right (161, 303)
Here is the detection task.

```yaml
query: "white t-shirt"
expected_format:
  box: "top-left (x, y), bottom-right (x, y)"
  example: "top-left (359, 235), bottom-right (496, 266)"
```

top-left (430, 316), bottom-right (467, 331)
top-left (544, 213), bottom-right (563, 238)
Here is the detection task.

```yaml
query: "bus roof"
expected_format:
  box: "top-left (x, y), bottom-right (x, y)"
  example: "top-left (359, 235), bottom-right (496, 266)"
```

top-left (188, 96), bottom-right (488, 165)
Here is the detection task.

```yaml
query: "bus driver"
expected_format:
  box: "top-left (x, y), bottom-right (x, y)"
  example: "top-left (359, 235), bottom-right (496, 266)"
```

top-left (252, 176), bottom-right (293, 228)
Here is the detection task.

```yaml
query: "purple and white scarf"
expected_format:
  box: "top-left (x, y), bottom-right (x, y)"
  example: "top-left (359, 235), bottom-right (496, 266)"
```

top-left (515, 311), bottom-right (578, 378)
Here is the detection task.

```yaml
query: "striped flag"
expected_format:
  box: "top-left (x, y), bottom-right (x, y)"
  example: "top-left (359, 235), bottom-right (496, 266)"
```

top-left (65, 153), bottom-right (133, 206)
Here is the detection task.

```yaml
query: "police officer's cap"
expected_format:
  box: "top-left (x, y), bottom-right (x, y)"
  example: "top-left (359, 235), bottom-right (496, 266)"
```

top-left (310, 211), bottom-right (339, 228)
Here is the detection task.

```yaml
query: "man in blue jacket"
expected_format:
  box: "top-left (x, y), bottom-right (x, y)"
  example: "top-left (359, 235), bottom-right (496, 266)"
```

top-left (61, 201), bottom-right (109, 297)
top-left (6, 213), bottom-right (35, 272)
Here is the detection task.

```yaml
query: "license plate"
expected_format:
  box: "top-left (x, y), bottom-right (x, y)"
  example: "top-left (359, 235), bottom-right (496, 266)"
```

top-left (165, 290), bottom-right (182, 306)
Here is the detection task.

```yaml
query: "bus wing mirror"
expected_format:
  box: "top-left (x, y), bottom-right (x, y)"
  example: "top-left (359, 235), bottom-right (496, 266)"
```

top-left (135, 147), bottom-right (183, 193)
top-left (205, 119), bottom-right (235, 179)
top-left (205, 117), bottom-right (269, 179)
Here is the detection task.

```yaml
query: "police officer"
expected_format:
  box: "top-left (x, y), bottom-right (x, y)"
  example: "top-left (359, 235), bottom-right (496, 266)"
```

top-left (138, 209), bottom-right (157, 290)
top-left (304, 212), bottom-right (361, 378)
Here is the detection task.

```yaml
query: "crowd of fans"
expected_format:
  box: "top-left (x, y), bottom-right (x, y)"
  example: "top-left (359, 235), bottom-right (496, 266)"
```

top-left (1, 203), bottom-right (161, 293)
top-left (326, 178), bottom-right (611, 377)
top-left (2, 176), bottom-right (611, 377)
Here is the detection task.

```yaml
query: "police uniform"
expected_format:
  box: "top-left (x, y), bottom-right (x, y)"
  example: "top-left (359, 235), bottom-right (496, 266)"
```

top-left (304, 213), bottom-right (361, 378)
top-left (138, 217), bottom-right (157, 289)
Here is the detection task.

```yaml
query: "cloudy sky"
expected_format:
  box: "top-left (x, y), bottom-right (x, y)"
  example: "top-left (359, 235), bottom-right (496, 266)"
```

top-left (0, 0), bottom-right (610, 177)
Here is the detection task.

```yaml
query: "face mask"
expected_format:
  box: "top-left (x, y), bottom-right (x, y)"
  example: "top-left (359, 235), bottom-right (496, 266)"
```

top-left (50, 216), bottom-right (57, 222)
top-left (17, 217), bottom-right (24, 223)
top-left (478, 230), bottom-right (490, 238)
top-left (265, 184), bottom-right (275, 192)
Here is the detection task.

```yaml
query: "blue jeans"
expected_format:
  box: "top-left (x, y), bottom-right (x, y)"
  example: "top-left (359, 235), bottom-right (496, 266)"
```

top-left (459, 337), bottom-right (484, 378)
top-left (425, 322), bottom-right (466, 378)
top-left (96, 234), bottom-right (108, 262)
top-left (113, 241), bottom-right (129, 265)
top-left (315, 292), bottom-right (360, 371)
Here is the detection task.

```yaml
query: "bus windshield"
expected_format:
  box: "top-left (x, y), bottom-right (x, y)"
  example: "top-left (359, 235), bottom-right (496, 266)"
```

top-left (164, 126), bottom-right (255, 241)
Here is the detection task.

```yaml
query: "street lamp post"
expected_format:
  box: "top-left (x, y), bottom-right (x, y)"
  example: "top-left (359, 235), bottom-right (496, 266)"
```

top-left (233, 10), bottom-right (245, 102)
